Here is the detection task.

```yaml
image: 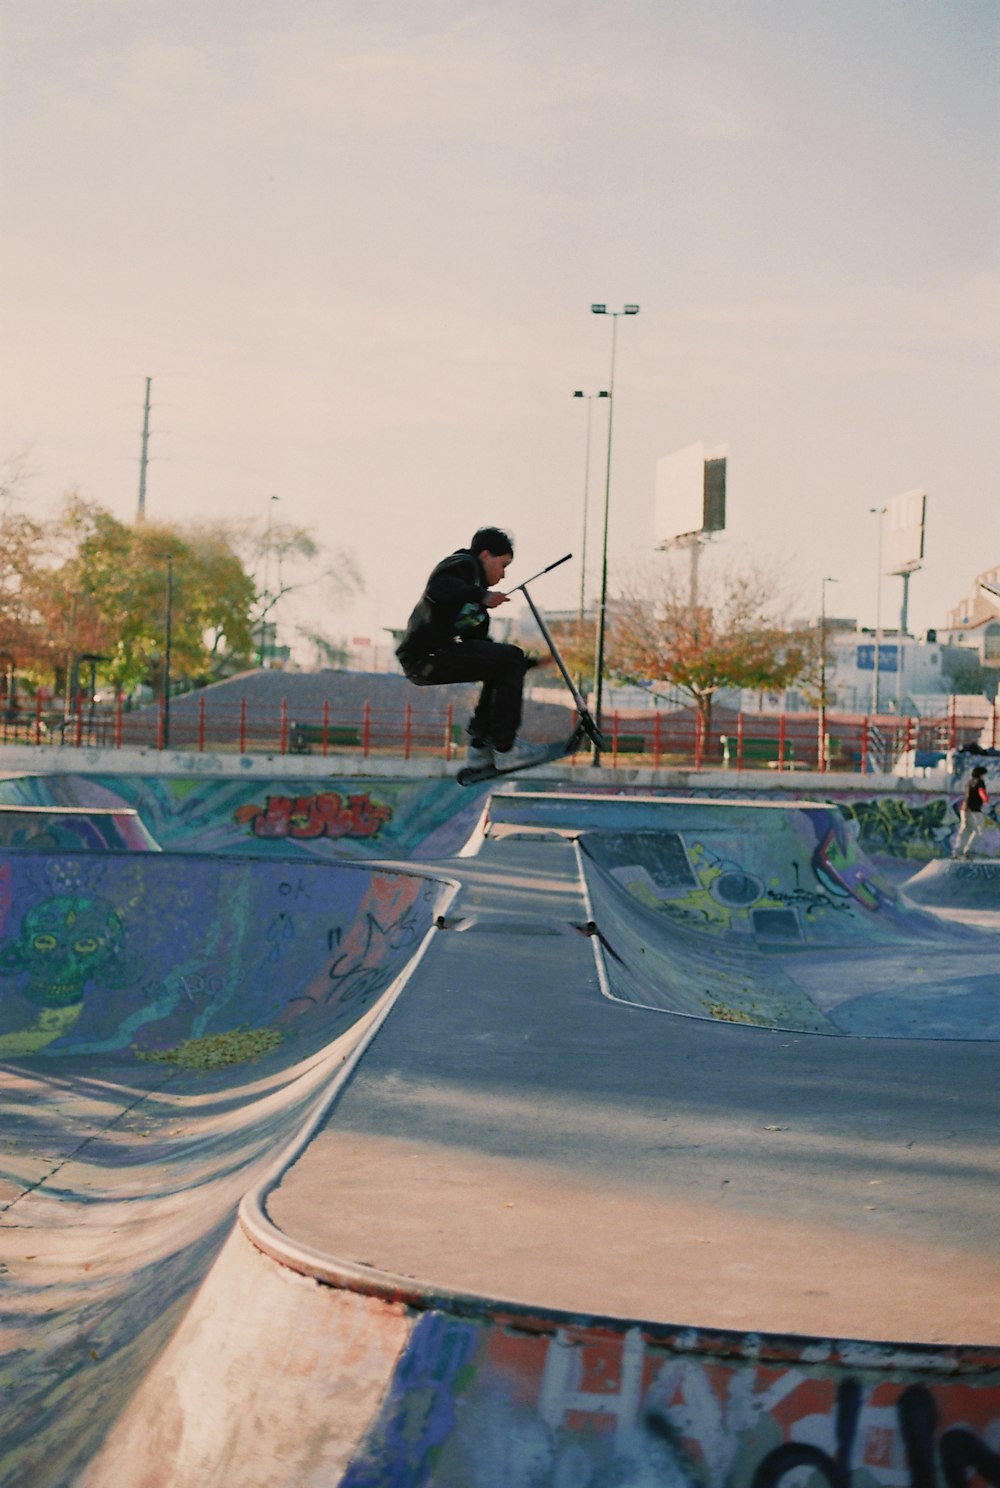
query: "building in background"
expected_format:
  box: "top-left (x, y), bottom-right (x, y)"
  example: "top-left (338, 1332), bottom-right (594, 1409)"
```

top-left (940, 564), bottom-right (1000, 677)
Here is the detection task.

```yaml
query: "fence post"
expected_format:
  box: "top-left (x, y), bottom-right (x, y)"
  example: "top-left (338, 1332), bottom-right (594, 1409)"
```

top-left (114, 694), bottom-right (123, 750)
top-left (860, 716), bottom-right (869, 775)
top-left (948, 693), bottom-right (957, 750)
top-left (322, 700), bottom-right (330, 757)
top-left (197, 695), bottom-right (206, 753)
top-left (279, 698), bottom-right (289, 754)
top-left (33, 693), bottom-right (43, 747)
top-left (444, 703), bottom-right (454, 761)
top-left (653, 712), bottom-right (661, 770)
top-left (612, 710), bottom-right (620, 767)
top-left (362, 700), bottom-right (371, 757)
top-left (404, 701), bottom-right (413, 760)
top-left (157, 696), bottom-right (165, 751)
top-left (239, 697), bottom-right (247, 756)
top-left (694, 711), bottom-right (703, 771)
top-left (777, 714), bottom-right (787, 772)
top-left (736, 712), bottom-right (745, 771)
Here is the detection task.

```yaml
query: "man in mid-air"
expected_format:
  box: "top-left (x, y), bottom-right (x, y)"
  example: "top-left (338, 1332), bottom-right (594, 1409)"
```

top-left (396, 526), bottom-right (548, 771)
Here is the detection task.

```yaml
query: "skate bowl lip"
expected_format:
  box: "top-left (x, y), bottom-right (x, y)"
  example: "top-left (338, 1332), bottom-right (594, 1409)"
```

top-left (0, 802), bottom-right (162, 850)
top-left (238, 1183), bottom-right (1000, 1377)
top-left (903, 856), bottom-right (1000, 897)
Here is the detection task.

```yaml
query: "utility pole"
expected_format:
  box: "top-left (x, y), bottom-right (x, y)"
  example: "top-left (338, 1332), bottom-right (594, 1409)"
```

top-left (137, 376), bottom-right (152, 522)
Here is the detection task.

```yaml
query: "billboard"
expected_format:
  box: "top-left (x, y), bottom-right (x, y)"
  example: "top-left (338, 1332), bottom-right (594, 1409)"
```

top-left (882, 489), bottom-right (926, 576)
top-left (655, 443), bottom-right (727, 544)
top-left (856, 643), bottom-right (899, 673)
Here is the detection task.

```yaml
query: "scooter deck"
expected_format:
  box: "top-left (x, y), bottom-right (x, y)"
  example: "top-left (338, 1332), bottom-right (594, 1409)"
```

top-left (456, 725), bottom-right (586, 787)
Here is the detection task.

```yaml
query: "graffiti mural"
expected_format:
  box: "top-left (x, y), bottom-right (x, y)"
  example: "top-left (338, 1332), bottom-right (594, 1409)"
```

top-left (344, 1311), bottom-right (1000, 1488)
top-left (501, 780), bottom-right (994, 864)
top-left (0, 772), bottom-right (486, 860)
top-left (0, 854), bottom-right (439, 1061)
top-left (0, 872), bottom-right (131, 1052)
top-left (234, 790), bottom-right (393, 841)
top-left (581, 807), bottom-right (904, 947)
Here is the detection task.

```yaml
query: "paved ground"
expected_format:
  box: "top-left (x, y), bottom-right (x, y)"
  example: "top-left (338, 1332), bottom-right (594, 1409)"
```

top-left (268, 832), bottom-right (1000, 1347)
top-left (2, 780), bottom-right (998, 1486)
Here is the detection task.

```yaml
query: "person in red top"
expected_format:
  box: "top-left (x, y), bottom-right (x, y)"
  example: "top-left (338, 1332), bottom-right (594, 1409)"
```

top-left (953, 765), bottom-right (990, 859)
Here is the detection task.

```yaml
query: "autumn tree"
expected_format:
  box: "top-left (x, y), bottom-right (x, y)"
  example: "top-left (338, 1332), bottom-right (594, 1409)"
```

top-left (0, 457), bottom-right (58, 684)
top-left (608, 552), bottom-right (813, 734)
top-left (52, 499), bottom-right (257, 695)
top-left (0, 471), bottom-right (365, 696)
top-left (0, 508), bottom-right (56, 676)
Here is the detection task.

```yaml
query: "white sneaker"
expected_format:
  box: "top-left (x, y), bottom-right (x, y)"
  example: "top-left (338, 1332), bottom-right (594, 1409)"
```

top-left (492, 737), bottom-right (548, 770)
top-left (465, 740), bottom-right (494, 769)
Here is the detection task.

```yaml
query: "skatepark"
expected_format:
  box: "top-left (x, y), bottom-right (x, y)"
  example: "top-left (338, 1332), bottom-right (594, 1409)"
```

top-left (1, 750), bottom-right (998, 1487)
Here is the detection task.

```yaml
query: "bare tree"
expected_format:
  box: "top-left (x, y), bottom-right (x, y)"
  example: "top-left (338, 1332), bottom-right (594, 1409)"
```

top-left (220, 516), bottom-right (363, 663)
top-left (608, 551), bottom-right (814, 734)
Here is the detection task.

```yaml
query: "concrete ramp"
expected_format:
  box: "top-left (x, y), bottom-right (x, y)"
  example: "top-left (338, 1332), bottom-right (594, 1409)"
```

top-left (0, 849), bottom-right (455, 1487)
top-left (78, 827), bottom-right (1000, 1487)
top-left (4, 783), bottom-right (1000, 1486)
top-left (0, 804), bottom-right (159, 852)
top-left (0, 770), bottom-right (487, 859)
top-left (575, 801), bottom-right (936, 947)
top-left (80, 1221), bottom-right (1000, 1488)
top-left (902, 857), bottom-right (1000, 924)
top-left (0, 850), bottom-right (448, 1061)
top-left (570, 800), bottom-right (1000, 1038)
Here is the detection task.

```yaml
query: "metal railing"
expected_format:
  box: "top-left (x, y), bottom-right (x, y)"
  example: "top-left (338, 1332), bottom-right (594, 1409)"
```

top-left (1, 693), bottom-right (994, 774)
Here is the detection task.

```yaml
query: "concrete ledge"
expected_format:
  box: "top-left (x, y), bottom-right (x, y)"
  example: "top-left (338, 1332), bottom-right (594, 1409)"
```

top-left (0, 743), bottom-right (949, 802)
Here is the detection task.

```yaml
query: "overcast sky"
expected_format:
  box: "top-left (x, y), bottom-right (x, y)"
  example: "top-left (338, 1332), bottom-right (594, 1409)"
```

top-left (2, 0), bottom-right (998, 661)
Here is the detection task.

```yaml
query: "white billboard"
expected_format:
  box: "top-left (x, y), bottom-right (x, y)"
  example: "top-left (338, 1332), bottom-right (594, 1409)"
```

top-left (655, 443), bottom-right (727, 545)
top-left (882, 489), bottom-right (926, 576)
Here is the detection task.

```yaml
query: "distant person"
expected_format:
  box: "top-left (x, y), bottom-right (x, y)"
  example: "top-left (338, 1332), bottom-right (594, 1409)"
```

top-left (396, 527), bottom-right (548, 770)
top-left (953, 765), bottom-right (990, 859)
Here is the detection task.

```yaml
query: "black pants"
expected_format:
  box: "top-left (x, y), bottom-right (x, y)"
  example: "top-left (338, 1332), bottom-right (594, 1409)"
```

top-left (403, 641), bottom-right (527, 750)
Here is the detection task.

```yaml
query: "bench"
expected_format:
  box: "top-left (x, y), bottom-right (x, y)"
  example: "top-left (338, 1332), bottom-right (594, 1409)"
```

top-left (720, 734), bottom-right (795, 768)
top-left (607, 733), bottom-right (647, 754)
top-left (288, 723), bottom-right (361, 754)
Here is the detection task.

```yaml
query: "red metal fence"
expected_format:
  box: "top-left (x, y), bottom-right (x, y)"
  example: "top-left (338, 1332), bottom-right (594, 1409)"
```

top-left (1, 692), bottom-right (994, 773)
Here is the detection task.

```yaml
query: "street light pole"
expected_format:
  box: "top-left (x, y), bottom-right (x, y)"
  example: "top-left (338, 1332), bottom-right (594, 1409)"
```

top-left (590, 303), bottom-right (639, 765)
top-left (163, 555), bottom-right (174, 750)
top-left (572, 390), bottom-right (608, 625)
top-left (869, 505), bottom-right (885, 713)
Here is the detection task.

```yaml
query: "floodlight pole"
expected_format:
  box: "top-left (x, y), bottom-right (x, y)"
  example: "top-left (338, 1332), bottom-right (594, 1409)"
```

top-left (590, 303), bottom-right (639, 766)
top-left (572, 390), bottom-right (609, 625)
top-left (869, 506), bottom-right (885, 713)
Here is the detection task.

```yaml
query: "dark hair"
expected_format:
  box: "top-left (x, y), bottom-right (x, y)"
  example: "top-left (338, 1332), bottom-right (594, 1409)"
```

top-left (470, 526), bottom-right (514, 557)
top-left (972, 766), bottom-right (987, 777)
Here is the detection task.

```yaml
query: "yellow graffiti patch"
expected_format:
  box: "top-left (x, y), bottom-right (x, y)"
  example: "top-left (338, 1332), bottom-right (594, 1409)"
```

top-left (134, 1025), bottom-right (283, 1070)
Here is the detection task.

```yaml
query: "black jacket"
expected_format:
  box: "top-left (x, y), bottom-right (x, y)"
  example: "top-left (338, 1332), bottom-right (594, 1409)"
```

top-left (396, 549), bottom-right (491, 669)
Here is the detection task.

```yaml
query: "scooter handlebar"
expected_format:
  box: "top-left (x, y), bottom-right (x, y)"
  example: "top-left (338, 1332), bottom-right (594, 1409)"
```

top-left (504, 552), bottom-right (572, 595)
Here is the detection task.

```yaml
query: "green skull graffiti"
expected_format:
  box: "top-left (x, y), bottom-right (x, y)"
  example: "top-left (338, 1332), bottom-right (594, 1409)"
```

top-left (0, 894), bottom-right (124, 1006)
